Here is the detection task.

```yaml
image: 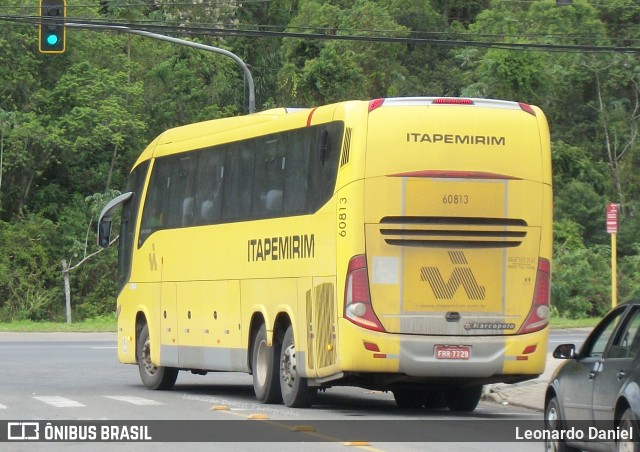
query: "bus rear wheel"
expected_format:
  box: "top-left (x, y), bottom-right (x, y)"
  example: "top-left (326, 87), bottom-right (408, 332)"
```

top-left (137, 324), bottom-right (178, 390)
top-left (252, 323), bottom-right (282, 404)
top-left (393, 388), bottom-right (448, 409)
top-left (280, 325), bottom-right (316, 408)
top-left (393, 389), bottom-right (426, 409)
top-left (445, 384), bottom-right (483, 412)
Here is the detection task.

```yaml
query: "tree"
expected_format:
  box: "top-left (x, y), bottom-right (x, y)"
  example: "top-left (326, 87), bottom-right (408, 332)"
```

top-left (278, 0), bottom-right (408, 105)
top-left (48, 60), bottom-right (148, 194)
top-left (0, 214), bottom-right (64, 321)
top-left (584, 55), bottom-right (640, 219)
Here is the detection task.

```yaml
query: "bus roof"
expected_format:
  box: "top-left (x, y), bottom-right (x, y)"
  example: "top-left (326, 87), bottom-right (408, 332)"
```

top-left (134, 107), bottom-right (313, 166)
top-left (132, 97), bottom-right (542, 169)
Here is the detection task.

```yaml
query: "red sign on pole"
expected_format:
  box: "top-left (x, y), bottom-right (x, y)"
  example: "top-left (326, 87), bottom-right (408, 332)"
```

top-left (606, 203), bottom-right (618, 234)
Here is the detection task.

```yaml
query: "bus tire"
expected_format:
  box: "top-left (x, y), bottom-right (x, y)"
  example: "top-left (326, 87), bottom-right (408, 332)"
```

top-left (445, 384), bottom-right (482, 412)
top-left (393, 389), bottom-right (425, 409)
top-left (393, 388), bottom-right (447, 409)
top-left (280, 325), bottom-right (316, 408)
top-left (252, 323), bottom-right (281, 404)
top-left (137, 324), bottom-right (178, 390)
top-left (424, 390), bottom-right (448, 409)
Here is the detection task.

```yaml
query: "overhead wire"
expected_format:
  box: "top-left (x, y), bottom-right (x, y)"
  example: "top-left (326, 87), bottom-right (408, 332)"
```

top-left (0, 12), bottom-right (639, 54)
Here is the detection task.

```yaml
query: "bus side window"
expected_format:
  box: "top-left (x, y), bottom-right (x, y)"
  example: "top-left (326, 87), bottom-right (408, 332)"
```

top-left (307, 123), bottom-right (342, 212)
top-left (253, 135), bottom-right (285, 217)
top-left (284, 128), bottom-right (311, 214)
top-left (194, 150), bottom-right (224, 225)
top-left (178, 156), bottom-right (196, 227)
top-left (140, 160), bottom-right (170, 243)
top-left (223, 142), bottom-right (254, 222)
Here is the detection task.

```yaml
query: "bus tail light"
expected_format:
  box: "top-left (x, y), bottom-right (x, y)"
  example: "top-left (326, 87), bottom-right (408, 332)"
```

top-left (433, 98), bottom-right (474, 105)
top-left (368, 98), bottom-right (385, 112)
top-left (344, 255), bottom-right (385, 332)
top-left (518, 258), bottom-right (551, 334)
top-left (519, 102), bottom-right (537, 116)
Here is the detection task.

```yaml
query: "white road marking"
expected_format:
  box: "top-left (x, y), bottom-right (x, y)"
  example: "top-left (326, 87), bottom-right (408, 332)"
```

top-left (0, 403), bottom-right (7, 409)
top-left (33, 396), bottom-right (85, 408)
top-left (104, 396), bottom-right (163, 406)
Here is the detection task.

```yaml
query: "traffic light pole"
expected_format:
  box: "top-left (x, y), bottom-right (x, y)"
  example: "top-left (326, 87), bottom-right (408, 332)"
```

top-left (64, 22), bottom-right (256, 114)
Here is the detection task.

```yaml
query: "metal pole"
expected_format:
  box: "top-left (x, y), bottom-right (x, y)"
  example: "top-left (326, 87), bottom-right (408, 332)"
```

top-left (612, 232), bottom-right (617, 308)
top-left (62, 259), bottom-right (72, 324)
top-left (65, 23), bottom-right (255, 114)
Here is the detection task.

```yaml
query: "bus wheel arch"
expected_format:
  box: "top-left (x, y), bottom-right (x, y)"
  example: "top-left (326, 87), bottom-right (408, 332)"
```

top-left (136, 317), bottom-right (178, 390)
top-left (247, 312), bottom-right (267, 372)
top-left (250, 314), bottom-right (282, 404)
top-left (135, 312), bottom-right (147, 361)
top-left (279, 323), bottom-right (317, 408)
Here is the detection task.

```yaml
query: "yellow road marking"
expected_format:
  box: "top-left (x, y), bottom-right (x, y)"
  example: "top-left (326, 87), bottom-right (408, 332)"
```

top-left (210, 407), bottom-right (385, 451)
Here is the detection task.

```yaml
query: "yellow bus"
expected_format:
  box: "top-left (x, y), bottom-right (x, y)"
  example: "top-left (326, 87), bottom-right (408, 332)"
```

top-left (98, 97), bottom-right (552, 411)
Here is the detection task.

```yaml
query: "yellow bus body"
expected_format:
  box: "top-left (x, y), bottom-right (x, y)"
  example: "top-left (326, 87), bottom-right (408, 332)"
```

top-left (106, 97), bottom-right (552, 406)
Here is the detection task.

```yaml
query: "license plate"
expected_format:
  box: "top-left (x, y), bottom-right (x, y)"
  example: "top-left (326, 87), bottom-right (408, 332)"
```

top-left (435, 345), bottom-right (471, 360)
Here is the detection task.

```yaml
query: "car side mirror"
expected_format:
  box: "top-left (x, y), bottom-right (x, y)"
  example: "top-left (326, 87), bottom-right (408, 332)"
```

top-left (553, 343), bottom-right (576, 359)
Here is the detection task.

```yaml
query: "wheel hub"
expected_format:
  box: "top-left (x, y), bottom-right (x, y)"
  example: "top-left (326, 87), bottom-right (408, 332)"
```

top-left (142, 340), bottom-right (157, 376)
top-left (256, 340), bottom-right (268, 386)
top-left (281, 344), bottom-right (297, 388)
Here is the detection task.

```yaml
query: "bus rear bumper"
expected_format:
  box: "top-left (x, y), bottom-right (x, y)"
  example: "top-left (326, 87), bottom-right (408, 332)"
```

top-left (337, 319), bottom-right (547, 382)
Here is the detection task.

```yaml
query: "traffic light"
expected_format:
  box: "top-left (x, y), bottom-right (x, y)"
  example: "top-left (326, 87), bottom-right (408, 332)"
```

top-left (39, 0), bottom-right (66, 54)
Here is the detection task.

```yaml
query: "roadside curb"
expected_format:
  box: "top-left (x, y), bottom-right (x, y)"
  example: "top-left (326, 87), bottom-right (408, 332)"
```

top-left (484, 382), bottom-right (546, 412)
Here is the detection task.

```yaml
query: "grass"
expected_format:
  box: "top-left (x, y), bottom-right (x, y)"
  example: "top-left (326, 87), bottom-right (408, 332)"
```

top-left (0, 314), bottom-right (598, 332)
top-left (0, 315), bottom-right (117, 332)
top-left (549, 316), bottom-right (600, 329)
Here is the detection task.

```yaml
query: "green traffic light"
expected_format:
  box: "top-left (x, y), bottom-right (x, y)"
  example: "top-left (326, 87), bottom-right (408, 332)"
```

top-left (46, 34), bottom-right (59, 46)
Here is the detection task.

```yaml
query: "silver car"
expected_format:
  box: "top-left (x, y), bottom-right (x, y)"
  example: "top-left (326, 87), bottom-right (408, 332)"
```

top-left (545, 298), bottom-right (640, 451)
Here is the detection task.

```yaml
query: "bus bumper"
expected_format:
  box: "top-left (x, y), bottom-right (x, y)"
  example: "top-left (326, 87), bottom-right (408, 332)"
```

top-left (337, 318), bottom-right (548, 382)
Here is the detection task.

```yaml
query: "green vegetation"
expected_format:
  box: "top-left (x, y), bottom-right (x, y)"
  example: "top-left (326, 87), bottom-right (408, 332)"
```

top-left (0, 315), bottom-right (116, 332)
top-left (0, 0), bottom-right (639, 322)
top-left (550, 316), bottom-right (600, 329)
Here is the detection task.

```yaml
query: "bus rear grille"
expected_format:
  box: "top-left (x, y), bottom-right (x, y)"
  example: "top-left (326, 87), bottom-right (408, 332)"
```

top-left (379, 216), bottom-right (527, 248)
top-left (315, 284), bottom-right (336, 369)
top-left (307, 283), bottom-right (336, 370)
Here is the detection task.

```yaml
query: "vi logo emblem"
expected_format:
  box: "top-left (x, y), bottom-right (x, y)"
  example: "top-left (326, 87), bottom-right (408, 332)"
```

top-left (149, 243), bottom-right (158, 271)
top-left (420, 251), bottom-right (486, 300)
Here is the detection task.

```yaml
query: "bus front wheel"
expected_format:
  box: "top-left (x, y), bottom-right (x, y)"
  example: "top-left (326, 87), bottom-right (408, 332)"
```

top-left (137, 324), bottom-right (178, 390)
top-left (280, 325), bottom-right (316, 408)
top-left (252, 324), bottom-right (281, 404)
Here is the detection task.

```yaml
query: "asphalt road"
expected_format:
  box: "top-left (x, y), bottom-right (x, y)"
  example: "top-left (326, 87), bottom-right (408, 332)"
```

top-left (0, 331), bottom-right (579, 451)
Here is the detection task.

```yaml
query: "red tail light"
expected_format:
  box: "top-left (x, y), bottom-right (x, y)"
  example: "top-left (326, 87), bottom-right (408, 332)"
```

top-left (433, 98), bottom-right (474, 105)
top-left (518, 258), bottom-right (551, 334)
top-left (519, 102), bottom-right (536, 116)
top-left (368, 98), bottom-right (385, 112)
top-left (344, 255), bottom-right (385, 332)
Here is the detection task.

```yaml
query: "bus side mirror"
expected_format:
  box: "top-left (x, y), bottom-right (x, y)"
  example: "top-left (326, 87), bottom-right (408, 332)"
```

top-left (98, 220), bottom-right (112, 248)
top-left (96, 192), bottom-right (134, 248)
